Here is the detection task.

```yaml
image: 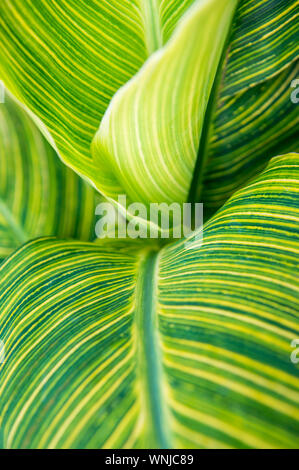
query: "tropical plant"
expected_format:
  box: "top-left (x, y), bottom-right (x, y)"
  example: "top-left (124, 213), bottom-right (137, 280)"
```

top-left (0, 0), bottom-right (298, 449)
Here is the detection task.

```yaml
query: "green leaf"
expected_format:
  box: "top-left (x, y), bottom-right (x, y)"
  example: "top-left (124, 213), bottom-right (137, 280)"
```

top-left (0, 93), bottom-right (96, 259)
top-left (0, 0), bottom-right (203, 190)
top-left (221, 0), bottom-right (299, 96)
top-left (190, 0), bottom-right (299, 208)
top-left (0, 1), bottom-right (297, 214)
top-left (91, 0), bottom-right (238, 207)
top-left (200, 60), bottom-right (299, 216)
top-left (1, 153), bottom-right (298, 449)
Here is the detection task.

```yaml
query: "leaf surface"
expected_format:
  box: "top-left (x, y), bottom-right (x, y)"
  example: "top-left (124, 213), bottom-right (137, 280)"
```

top-left (200, 61), bottom-right (299, 216)
top-left (0, 93), bottom-right (96, 259)
top-left (0, 0), bottom-right (297, 211)
top-left (222, 0), bottom-right (299, 96)
top-left (92, 0), bottom-right (238, 206)
top-left (0, 154), bottom-right (298, 449)
top-left (0, 0), bottom-right (202, 192)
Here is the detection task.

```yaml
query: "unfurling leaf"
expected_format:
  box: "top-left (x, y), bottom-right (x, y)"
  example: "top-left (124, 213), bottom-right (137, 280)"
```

top-left (0, 0), bottom-right (297, 216)
top-left (92, 0), bottom-right (238, 207)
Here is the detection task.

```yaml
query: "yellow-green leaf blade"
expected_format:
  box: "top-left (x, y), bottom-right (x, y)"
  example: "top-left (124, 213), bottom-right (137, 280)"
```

top-left (92, 0), bottom-right (238, 207)
top-left (201, 61), bottom-right (299, 215)
top-left (0, 0), bottom-right (203, 191)
top-left (0, 93), bottom-right (96, 259)
top-left (222, 0), bottom-right (299, 96)
top-left (0, 0), bottom-right (297, 212)
top-left (159, 153), bottom-right (299, 447)
top-left (0, 154), bottom-right (298, 448)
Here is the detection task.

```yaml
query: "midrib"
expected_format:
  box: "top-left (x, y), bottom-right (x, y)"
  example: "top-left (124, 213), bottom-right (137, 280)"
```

top-left (0, 198), bottom-right (28, 244)
top-left (135, 248), bottom-right (171, 448)
top-left (141, 0), bottom-right (163, 55)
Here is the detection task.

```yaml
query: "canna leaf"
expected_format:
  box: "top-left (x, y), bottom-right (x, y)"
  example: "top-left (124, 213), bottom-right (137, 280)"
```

top-left (200, 60), bottom-right (299, 217)
top-left (189, 0), bottom-right (299, 209)
top-left (0, 93), bottom-right (96, 260)
top-left (91, 0), bottom-right (238, 207)
top-left (220, 0), bottom-right (299, 96)
top-left (0, 153), bottom-right (298, 449)
top-left (0, 0), bottom-right (205, 194)
top-left (0, 1), bottom-right (297, 218)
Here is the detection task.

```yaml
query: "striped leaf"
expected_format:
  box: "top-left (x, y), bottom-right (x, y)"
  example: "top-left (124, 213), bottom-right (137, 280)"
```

top-left (0, 153), bottom-right (298, 449)
top-left (0, 1), bottom-right (297, 218)
top-left (0, 0), bottom-right (205, 195)
top-left (222, 0), bottom-right (299, 96)
top-left (190, 0), bottom-right (299, 209)
top-left (200, 60), bottom-right (299, 217)
top-left (0, 92), bottom-right (96, 260)
top-left (91, 0), bottom-right (238, 207)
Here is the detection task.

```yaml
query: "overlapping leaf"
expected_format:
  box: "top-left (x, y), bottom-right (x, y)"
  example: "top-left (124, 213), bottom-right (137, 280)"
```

top-left (0, 0), bottom-right (203, 192)
top-left (200, 61), bottom-right (299, 216)
top-left (191, 0), bottom-right (299, 209)
top-left (0, 93), bottom-right (96, 260)
top-left (0, 154), bottom-right (298, 449)
top-left (221, 0), bottom-right (299, 96)
top-left (0, 1), bottom-right (297, 219)
top-left (92, 0), bottom-right (237, 207)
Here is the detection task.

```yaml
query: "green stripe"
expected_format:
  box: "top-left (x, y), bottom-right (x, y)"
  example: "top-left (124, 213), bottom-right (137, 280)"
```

top-left (0, 199), bottom-right (28, 245)
top-left (135, 249), bottom-right (171, 448)
top-left (141, 0), bottom-right (163, 54)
